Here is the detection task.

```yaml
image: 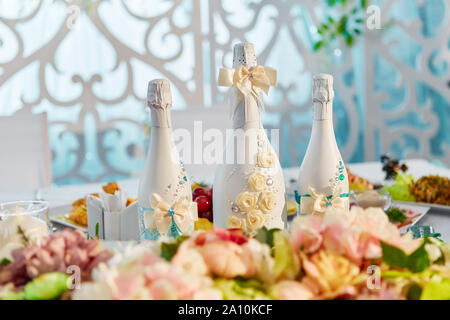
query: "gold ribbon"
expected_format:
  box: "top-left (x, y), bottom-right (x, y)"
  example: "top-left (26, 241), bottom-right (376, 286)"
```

top-left (218, 65), bottom-right (277, 118)
top-left (149, 193), bottom-right (197, 235)
top-left (309, 187), bottom-right (346, 215)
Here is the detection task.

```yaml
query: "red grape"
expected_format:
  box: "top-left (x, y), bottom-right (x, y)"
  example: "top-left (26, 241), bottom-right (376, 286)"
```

top-left (202, 210), bottom-right (213, 223)
top-left (206, 187), bottom-right (213, 199)
top-left (192, 187), bottom-right (207, 200)
top-left (195, 195), bottom-right (211, 213)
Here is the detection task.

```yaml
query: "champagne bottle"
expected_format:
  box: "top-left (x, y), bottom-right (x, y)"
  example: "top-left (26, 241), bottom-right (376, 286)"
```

top-left (295, 74), bottom-right (349, 215)
top-left (213, 43), bottom-right (286, 236)
top-left (138, 79), bottom-right (197, 240)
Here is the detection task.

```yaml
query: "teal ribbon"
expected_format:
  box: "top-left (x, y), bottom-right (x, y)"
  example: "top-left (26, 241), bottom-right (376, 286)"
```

top-left (294, 190), bottom-right (350, 206)
top-left (138, 205), bottom-right (160, 240)
top-left (166, 208), bottom-right (182, 239)
top-left (138, 204), bottom-right (183, 239)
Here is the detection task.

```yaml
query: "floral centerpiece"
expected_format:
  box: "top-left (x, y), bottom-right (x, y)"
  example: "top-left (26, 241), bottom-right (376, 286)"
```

top-left (0, 206), bottom-right (449, 300)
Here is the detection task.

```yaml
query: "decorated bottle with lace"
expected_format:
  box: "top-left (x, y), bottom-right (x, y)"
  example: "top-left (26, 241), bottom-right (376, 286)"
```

top-left (138, 79), bottom-right (197, 240)
top-left (295, 74), bottom-right (349, 215)
top-left (213, 43), bottom-right (286, 236)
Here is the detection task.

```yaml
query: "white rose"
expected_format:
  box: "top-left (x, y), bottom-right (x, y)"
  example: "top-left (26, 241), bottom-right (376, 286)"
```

top-left (258, 191), bottom-right (276, 214)
top-left (257, 151), bottom-right (276, 168)
top-left (248, 172), bottom-right (267, 192)
top-left (172, 245), bottom-right (209, 276)
top-left (236, 192), bottom-right (258, 212)
top-left (246, 209), bottom-right (265, 231)
top-left (226, 215), bottom-right (245, 229)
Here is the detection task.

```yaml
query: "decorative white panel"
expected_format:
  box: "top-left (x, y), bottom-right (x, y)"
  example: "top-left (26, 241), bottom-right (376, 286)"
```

top-left (0, 0), bottom-right (448, 184)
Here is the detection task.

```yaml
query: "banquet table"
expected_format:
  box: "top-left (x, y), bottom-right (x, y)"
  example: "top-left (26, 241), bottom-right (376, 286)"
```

top-left (1, 159), bottom-right (449, 241)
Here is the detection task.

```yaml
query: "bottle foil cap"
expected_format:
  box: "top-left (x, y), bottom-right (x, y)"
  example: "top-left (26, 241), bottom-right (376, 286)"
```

top-left (233, 43), bottom-right (257, 68)
top-left (312, 74), bottom-right (334, 104)
top-left (312, 74), bottom-right (334, 120)
top-left (147, 79), bottom-right (172, 109)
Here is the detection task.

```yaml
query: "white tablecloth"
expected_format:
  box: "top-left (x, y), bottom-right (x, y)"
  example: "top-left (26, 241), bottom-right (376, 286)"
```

top-left (1, 159), bottom-right (449, 241)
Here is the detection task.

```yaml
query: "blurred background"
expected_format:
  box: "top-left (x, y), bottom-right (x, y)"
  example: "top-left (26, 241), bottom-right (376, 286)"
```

top-left (0, 0), bottom-right (449, 187)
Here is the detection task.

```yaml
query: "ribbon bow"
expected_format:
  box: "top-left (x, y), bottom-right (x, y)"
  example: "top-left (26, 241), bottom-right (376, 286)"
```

top-left (150, 193), bottom-right (197, 238)
top-left (309, 187), bottom-right (347, 215)
top-left (218, 65), bottom-right (277, 118)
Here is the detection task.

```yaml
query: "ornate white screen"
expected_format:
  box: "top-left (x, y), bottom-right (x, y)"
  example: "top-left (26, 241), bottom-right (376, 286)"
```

top-left (0, 0), bottom-right (448, 184)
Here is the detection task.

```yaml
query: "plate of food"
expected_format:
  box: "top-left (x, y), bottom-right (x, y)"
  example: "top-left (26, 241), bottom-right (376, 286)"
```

top-left (348, 155), bottom-right (450, 212)
top-left (49, 182), bottom-right (137, 231)
top-left (349, 187), bottom-right (430, 234)
top-left (49, 203), bottom-right (88, 232)
top-left (382, 173), bottom-right (450, 212)
top-left (385, 203), bottom-right (430, 234)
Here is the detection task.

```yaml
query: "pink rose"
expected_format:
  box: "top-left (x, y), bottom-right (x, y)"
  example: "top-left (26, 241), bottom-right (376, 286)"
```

top-left (198, 241), bottom-right (248, 278)
top-left (290, 215), bottom-right (324, 254)
top-left (271, 280), bottom-right (314, 300)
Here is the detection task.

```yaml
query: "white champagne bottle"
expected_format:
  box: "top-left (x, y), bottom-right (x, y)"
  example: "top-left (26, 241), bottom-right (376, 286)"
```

top-left (295, 74), bottom-right (349, 215)
top-left (213, 43), bottom-right (286, 236)
top-left (138, 79), bottom-right (197, 240)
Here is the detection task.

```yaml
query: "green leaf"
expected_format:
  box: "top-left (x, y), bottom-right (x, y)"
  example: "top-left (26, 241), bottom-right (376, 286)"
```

top-left (381, 240), bottom-right (430, 273)
top-left (385, 207), bottom-right (407, 223)
top-left (408, 242), bottom-right (430, 272)
top-left (160, 235), bottom-right (189, 261)
top-left (313, 41), bottom-right (324, 51)
top-left (24, 272), bottom-right (70, 300)
top-left (214, 278), bottom-right (269, 300)
top-left (273, 231), bottom-right (300, 280)
top-left (406, 283), bottom-right (422, 300)
top-left (95, 222), bottom-right (99, 239)
top-left (337, 16), bottom-right (348, 34)
top-left (0, 258), bottom-right (11, 266)
top-left (345, 34), bottom-right (355, 46)
top-left (0, 288), bottom-right (25, 300)
top-left (328, 0), bottom-right (337, 7)
top-left (255, 227), bottom-right (279, 250)
top-left (381, 270), bottom-right (414, 278)
top-left (421, 278), bottom-right (450, 300)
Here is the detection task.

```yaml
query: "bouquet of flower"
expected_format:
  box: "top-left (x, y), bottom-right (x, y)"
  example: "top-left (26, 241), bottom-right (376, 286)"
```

top-left (1, 206), bottom-right (449, 300)
top-left (0, 229), bottom-right (112, 300)
top-left (74, 206), bottom-right (450, 300)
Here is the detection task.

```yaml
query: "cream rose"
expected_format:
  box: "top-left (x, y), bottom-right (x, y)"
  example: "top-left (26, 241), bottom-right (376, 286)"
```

top-left (236, 192), bottom-right (258, 212)
top-left (248, 172), bottom-right (267, 192)
top-left (257, 151), bottom-right (276, 168)
top-left (226, 215), bottom-right (245, 229)
top-left (246, 209), bottom-right (265, 231)
top-left (258, 191), bottom-right (276, 214)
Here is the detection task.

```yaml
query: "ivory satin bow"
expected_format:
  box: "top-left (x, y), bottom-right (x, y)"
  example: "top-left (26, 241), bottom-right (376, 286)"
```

top-left (309, 187), bottom-right (346, 214)
top-left (218, 65), bottom-right (277, 118)
top-left (149, 193), bottom-right (197, 236)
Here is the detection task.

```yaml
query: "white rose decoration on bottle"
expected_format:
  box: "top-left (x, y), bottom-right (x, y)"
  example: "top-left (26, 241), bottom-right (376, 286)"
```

top-left (213, 43), bottom-right (286, 236)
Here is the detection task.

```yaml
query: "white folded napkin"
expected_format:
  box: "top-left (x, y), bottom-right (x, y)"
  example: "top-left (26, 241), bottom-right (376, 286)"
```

top-left (87, 190), bottom-right (139, 241)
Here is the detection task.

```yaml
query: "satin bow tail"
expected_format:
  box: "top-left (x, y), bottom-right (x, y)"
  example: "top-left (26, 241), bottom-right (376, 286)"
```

top-left (299, 187), bottom-right (349, 214)
top-left (218, 65), bottom-right (277, 119)
top-left (149, 193), bottom-right (196, 238)
top-left (166, 208), bottom-right (183, 239)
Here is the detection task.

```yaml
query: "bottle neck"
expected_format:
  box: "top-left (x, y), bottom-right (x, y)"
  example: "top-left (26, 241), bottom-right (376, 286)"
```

top-left (151, 107), bottom-right (172, 128)
top-left (232, 95), bottom-right (263, 130)
top-left (313, 101), bottom-right (333, 121)
top-left (310, 101), bottom-right (338, 151)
